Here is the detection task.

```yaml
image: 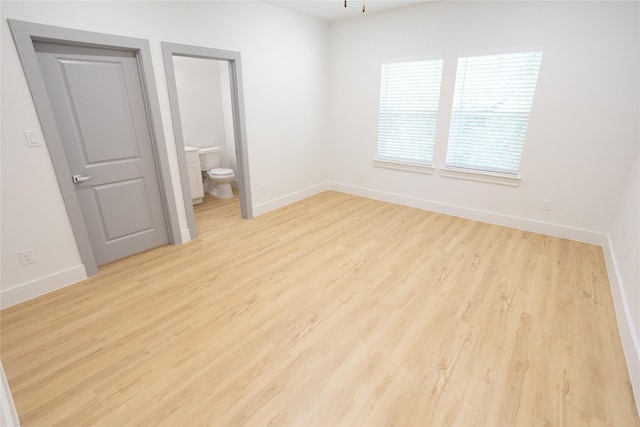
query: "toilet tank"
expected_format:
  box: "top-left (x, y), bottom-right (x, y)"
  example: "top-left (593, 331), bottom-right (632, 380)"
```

top-left (198, 146), bottom-right (221, 171)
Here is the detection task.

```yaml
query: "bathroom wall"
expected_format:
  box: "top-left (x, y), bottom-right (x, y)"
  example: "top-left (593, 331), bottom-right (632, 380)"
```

top-left (173, 55), bottom-right (237, 194)
top-left (328, 1), bottom-right (639, 243)
top-left (173, 55), bottom-right (230, 165)
top-left (1, 1), bottom-right (330, 306)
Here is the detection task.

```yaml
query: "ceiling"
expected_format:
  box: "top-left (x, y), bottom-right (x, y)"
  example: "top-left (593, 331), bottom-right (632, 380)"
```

top-left (263, 0), bottom-right (431, 22)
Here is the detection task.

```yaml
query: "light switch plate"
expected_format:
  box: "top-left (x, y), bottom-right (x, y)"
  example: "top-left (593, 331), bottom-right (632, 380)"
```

top-left (24, 130), bottom-right (43, 148)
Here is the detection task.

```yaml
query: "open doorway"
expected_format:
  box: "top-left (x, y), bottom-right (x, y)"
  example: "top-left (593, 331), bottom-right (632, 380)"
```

top-left (162, 43), bottom-right (252, 240)
top-left (173, 57), bottom-right (237, 203)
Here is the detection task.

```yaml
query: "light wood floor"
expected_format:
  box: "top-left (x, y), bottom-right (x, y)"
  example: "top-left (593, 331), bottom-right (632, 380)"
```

top-left (1, 191), bottom-right (638, 426)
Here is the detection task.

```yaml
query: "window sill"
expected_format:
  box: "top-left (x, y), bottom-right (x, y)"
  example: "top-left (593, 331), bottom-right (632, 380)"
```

top-left (373, 159), bottom-right (435, 174)
top-left (440, 167), bottom-right (521, 187)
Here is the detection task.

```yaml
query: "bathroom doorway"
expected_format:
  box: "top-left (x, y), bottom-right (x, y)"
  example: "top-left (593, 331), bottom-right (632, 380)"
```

top-left (162, 43), bottom-right (252, 239)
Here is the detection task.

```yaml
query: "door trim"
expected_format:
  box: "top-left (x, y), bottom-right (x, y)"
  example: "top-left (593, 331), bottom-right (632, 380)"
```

top-left (161, 42), bottom-right (253, 239)
top-left (9, 20), bottom-right (182, 276)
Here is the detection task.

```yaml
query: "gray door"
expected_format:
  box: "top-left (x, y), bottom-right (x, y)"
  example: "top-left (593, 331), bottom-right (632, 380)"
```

top-left (34, 42), bottom-right (169, 266)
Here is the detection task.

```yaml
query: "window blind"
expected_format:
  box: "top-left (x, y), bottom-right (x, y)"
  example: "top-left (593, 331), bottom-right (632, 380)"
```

top-left (377, 59), bottom-right (443, 165)
top-left (446, 51), bottom-right (543, 175)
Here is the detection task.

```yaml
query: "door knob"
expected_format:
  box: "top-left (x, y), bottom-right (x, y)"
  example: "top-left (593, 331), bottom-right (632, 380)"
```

top-left (72, 174), bottom-right (93, 184)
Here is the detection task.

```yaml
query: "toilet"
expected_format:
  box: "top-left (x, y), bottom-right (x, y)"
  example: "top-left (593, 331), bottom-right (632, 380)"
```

top-left (198, 146), bottom-right (235, 199)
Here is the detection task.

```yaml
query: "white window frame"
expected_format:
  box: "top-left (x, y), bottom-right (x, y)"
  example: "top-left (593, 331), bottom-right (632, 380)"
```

top-left (442, 48), bottom-right (543, 185)
top-left (374, 56), bottom-right (444, 174)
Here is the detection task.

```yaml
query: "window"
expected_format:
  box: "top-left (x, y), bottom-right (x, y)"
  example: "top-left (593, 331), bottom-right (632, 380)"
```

top-left (446, 51), bottom-right (543, 176)
top-left (376, 58), bottom-right (443, 168)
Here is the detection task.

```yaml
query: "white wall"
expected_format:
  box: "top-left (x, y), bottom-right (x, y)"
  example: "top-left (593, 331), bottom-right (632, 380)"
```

top-left (328, 1), bottom-right (639, 242)
top-left (606, 147), bottom-right (640, 409)
top-left (173, 56), bottom-right (228, 155)
top-left (0, 1), bottom-right (329, 305)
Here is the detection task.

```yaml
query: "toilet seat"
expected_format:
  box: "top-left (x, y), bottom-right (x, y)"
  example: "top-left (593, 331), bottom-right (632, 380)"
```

top-left (209, 168), bottom-right (234, 176)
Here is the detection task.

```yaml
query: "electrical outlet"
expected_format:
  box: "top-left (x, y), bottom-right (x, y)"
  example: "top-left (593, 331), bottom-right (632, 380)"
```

top-left (624, 243), bottom-right (632, 259)
top-left (261, 184), bottom-right (267, 194)
top-left (542, 200), bottom-right (552, 211)
top-left (18, 249), bottom-right (36, 265)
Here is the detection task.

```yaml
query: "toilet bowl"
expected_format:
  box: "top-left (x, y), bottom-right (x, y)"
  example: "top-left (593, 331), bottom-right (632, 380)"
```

top-left (207, 168), bottom-right (235, 199)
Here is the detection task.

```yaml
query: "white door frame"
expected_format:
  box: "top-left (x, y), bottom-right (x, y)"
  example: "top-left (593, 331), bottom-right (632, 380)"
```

top-left (9, 20), bottom-right (182, 276)
top-left (161, 42), bottom-right (253, 239)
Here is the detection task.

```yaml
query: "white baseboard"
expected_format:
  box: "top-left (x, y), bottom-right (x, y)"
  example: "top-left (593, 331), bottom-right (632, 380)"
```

top-left (603, 236), bottom-right (640, 414)
top-left (1, 362), bottom-right (20, 427)
top-left (253, 183), bottom-right (329, 217)
top-left (328, 183), bottom-right (607, 245)
top-left (0, 265), bottom-right (87, 310)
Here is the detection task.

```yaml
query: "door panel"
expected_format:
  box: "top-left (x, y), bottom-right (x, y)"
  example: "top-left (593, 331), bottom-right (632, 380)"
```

top-left (35, 42), bottom-right (169, 265)
top-left (93, 179), bottom-right (154, 241)
top-left (61, 59), bottom-right (140, 163)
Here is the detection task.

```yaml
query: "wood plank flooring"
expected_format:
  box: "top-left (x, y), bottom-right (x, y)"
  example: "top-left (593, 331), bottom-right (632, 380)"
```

top-left (1, 191), bottom-right (638, 426)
